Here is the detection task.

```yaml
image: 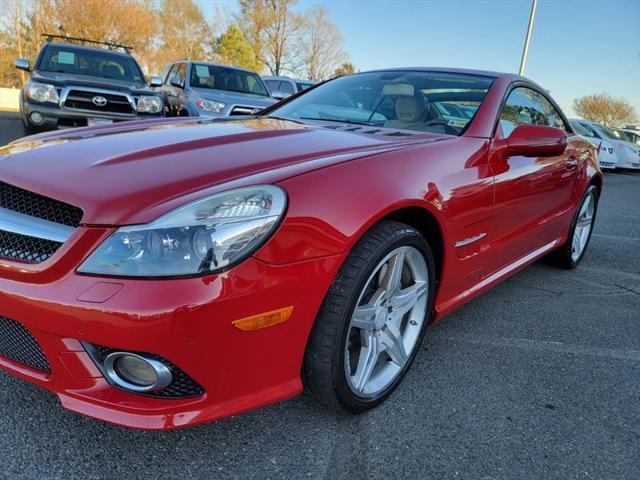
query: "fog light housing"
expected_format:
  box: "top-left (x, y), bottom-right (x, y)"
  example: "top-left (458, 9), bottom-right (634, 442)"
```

top-left (103, 352), bottom-right (172, 393)
top-left (30, 112), bottom-right (44, 125)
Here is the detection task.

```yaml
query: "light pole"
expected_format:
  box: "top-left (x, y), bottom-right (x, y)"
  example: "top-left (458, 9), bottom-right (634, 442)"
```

top-left (519, 0), bottom-right (538, 75)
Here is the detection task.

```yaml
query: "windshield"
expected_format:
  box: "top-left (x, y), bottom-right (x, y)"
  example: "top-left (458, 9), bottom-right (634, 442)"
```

top-left (190, 64), bottom-right (269, 96)
top-left (37, 45), bottom-right (145, 82)
top-left (572, 121), bottom-right (599, 138)
top-left (597, 124), bottom-right (622, 141)
top-left (269, 70), bottom-right (494, 135)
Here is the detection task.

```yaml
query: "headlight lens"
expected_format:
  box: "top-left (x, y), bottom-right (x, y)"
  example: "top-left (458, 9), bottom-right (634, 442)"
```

top-left (26, 81), bottom-right (59, 104)
top-left (78, 185), bottom-right (286, 277)
top-left (137, 95), bottom-right (163, 114)
top-left (196, 98), bottom-right (225, 113)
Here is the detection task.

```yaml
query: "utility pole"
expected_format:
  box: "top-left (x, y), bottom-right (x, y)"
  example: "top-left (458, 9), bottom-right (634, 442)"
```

top-left (519, 0), bottom-right (538, 76)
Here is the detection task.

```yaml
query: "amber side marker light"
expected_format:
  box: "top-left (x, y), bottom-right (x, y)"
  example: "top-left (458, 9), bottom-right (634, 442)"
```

top-left (232, 306), bottom-right (294, 331)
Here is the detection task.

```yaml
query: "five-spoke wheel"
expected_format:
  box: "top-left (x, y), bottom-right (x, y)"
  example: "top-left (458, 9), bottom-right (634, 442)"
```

top-left (304, 220), bottom-right (435, 412)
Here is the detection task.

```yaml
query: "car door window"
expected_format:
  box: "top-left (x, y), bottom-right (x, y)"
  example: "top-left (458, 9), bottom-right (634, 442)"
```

top-left (165, 64), bottom-right (179, 85)
top-left (499, 87), bottom-right (569, 137)
top-left (175, 63), bottom-right (187, 87)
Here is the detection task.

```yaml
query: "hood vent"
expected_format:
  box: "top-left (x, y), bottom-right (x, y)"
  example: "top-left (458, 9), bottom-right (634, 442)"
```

top-left (321, 124), bottom-right (415, 137)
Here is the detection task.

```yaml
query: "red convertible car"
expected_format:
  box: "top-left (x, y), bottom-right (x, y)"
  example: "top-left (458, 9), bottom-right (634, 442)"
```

top-left (0, 68), bottom-right (601, 429)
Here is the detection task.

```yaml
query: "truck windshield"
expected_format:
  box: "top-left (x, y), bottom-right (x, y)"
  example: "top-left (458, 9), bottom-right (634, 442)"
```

top-left (190, 64), bottom-right (269, 96)
top-left (37, 45), bottom-right (145, 83)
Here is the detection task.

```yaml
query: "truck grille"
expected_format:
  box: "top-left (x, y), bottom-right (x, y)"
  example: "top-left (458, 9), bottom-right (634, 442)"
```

top-left (0, 182), bottom-right (82, 263)
top-left (0, 316), bottom-right (51, 373)
top-left (64, 89), bottom-right (134, 115)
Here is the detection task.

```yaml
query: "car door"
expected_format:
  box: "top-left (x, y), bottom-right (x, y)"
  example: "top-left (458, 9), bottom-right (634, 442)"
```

top-left (164, 63), bottom-right (188, 115)
top-left (487, 86), bottom-right (578, 271)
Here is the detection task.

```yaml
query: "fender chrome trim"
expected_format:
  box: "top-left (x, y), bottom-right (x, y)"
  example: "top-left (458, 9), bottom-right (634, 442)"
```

top-left (454, 232), bottom-right (487, 248)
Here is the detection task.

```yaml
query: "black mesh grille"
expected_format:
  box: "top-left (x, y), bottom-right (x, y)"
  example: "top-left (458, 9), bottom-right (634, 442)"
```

top-left (0, 316), bottom-right (51, 372)
top-left (92, 345), bottom-right (205, 399)
top-left (1, 182), bottom-right (83, 227)
top-left (0, 230), bottom-right (62, 263)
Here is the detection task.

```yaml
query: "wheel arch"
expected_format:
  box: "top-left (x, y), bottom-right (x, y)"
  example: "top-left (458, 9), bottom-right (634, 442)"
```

top-left (380, 206), bottom-right (445, 283)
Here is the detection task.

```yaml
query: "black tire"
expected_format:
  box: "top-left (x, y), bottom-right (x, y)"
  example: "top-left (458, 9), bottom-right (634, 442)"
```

top-left (303, 220), bottom-right (436, 413)
top-left (547, 184), bottom-right (599, 269)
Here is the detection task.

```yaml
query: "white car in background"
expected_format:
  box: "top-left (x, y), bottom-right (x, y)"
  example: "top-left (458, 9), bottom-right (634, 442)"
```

top-left (263, 76), bottom-right (317, 100)
top-left (571, 119), bottom-right (640, 170)
top-left (571, 120), bottom-right (618, 169)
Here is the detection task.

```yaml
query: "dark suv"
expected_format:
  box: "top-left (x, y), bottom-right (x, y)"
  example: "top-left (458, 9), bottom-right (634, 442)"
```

top-left (15, 35), bottom-right (165, 132)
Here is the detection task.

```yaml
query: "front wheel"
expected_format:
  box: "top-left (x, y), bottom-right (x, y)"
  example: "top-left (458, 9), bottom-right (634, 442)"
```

top-left (303, 220), bottom-right (436, 413)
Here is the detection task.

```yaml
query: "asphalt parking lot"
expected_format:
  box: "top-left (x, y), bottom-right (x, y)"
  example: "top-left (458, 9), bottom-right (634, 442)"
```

top-left (1, 111), bottom-right (639, 480)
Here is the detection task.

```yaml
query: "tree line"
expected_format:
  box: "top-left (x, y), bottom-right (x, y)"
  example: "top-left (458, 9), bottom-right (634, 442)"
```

top-left (0, 0), bottom-right (356, 88)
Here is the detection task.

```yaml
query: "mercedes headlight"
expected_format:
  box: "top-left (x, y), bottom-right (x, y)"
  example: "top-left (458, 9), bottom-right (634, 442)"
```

top-left (26, 81), bottom-right (59, 104)
top-left (78, 186), bottom-right (286, 277)
top-left (196, 98), bottom-right (226, 113)
top-left (137, 95), bottom-right (163, 114)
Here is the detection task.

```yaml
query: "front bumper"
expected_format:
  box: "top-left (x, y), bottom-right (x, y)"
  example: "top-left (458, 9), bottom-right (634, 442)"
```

top-left (21, 99), bottom-right (163, 129)
top-left (0, 253), bottom-right (344, 429)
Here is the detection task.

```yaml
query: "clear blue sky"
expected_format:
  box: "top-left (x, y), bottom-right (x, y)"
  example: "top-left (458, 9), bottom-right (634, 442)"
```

top-left (197, 0), bottom-right (640, 117)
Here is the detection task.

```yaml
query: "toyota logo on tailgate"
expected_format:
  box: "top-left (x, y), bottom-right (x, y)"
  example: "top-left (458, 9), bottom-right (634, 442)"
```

top-left (92, 95), bottom-right (107, 107)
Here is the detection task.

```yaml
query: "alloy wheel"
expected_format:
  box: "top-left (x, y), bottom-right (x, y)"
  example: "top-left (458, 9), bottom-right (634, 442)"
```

top-left (571, 190), bottom-right (596, 262)
top-left (344, 245), bottom-right (429, 398)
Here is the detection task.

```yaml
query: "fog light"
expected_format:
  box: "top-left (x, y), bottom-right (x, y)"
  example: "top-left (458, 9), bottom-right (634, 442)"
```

top-left (30, 112), bottom-right (44, 125)
top-left (103, 352), bottom-right (172, 393)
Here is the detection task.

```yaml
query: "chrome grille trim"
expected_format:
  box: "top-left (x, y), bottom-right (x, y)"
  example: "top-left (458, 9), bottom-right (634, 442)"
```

top-left (59, 85), bottom-right (136, 117)
top-left (0, 207), bottom-right (74, 243)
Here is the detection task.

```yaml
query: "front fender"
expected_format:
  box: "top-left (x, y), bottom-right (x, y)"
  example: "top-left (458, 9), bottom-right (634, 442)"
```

top-left (255, 145), bottom-right (455, 265)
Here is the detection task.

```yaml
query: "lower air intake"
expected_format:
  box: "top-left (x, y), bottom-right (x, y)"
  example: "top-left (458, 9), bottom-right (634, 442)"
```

top-left (0, 316), bottom-right (51, 373)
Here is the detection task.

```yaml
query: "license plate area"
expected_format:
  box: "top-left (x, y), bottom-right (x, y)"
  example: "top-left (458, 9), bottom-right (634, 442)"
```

top-left (87, 118), bottom-right (113, 127)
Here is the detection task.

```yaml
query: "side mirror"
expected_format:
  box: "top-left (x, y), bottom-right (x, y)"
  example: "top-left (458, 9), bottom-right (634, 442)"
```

top-left (169, 76), bottom-right (183, 88)
top-left (15, 58), bottom-right (30, 71)
top-left (506, 124), bottom-right (567, 157)
top-left (149, 76), bottom-right (163, 87)
top-left (271, 91), bottom-right (290, 101)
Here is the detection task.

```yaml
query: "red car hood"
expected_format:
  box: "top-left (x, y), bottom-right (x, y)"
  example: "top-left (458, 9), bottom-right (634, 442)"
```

top-left (0, 118), bottom-right (444, 225)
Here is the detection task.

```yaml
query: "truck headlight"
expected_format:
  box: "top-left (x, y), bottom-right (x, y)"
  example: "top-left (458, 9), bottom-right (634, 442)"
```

top-left (78, 186), bottom-right (286, 277)
top-left (196, 98), bottom-right (226, 113)
top-left (26, 81), bottom-right (59, 104)
top-left (137, 96), bottom-right (163, 114)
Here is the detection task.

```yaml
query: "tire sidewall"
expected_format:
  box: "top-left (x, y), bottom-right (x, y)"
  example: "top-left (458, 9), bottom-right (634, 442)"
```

top-left (334, 229), bottom-right (436, 411)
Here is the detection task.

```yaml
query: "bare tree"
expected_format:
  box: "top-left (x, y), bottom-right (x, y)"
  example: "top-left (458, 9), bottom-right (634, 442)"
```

top-left (237, 0), bottom-right (301, 76)
top-left (299, 6), bottom-right (347, 81)
top-left (574, 93), bottom-right (637, 128)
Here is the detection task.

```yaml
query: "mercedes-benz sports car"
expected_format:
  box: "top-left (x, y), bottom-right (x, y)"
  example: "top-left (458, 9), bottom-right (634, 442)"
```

top-left (0, 68), bottom-right (602, 430)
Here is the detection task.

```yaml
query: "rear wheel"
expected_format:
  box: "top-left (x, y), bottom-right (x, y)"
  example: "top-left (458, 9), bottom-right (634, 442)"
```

top-left (303, 220), bottom-right (436, 412)
top-left (548, 185), bottom-right (599, 269)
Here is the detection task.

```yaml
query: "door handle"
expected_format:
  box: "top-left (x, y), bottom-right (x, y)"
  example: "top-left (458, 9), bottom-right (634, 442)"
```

top-left (565, 157), bottom-right (578, 170)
